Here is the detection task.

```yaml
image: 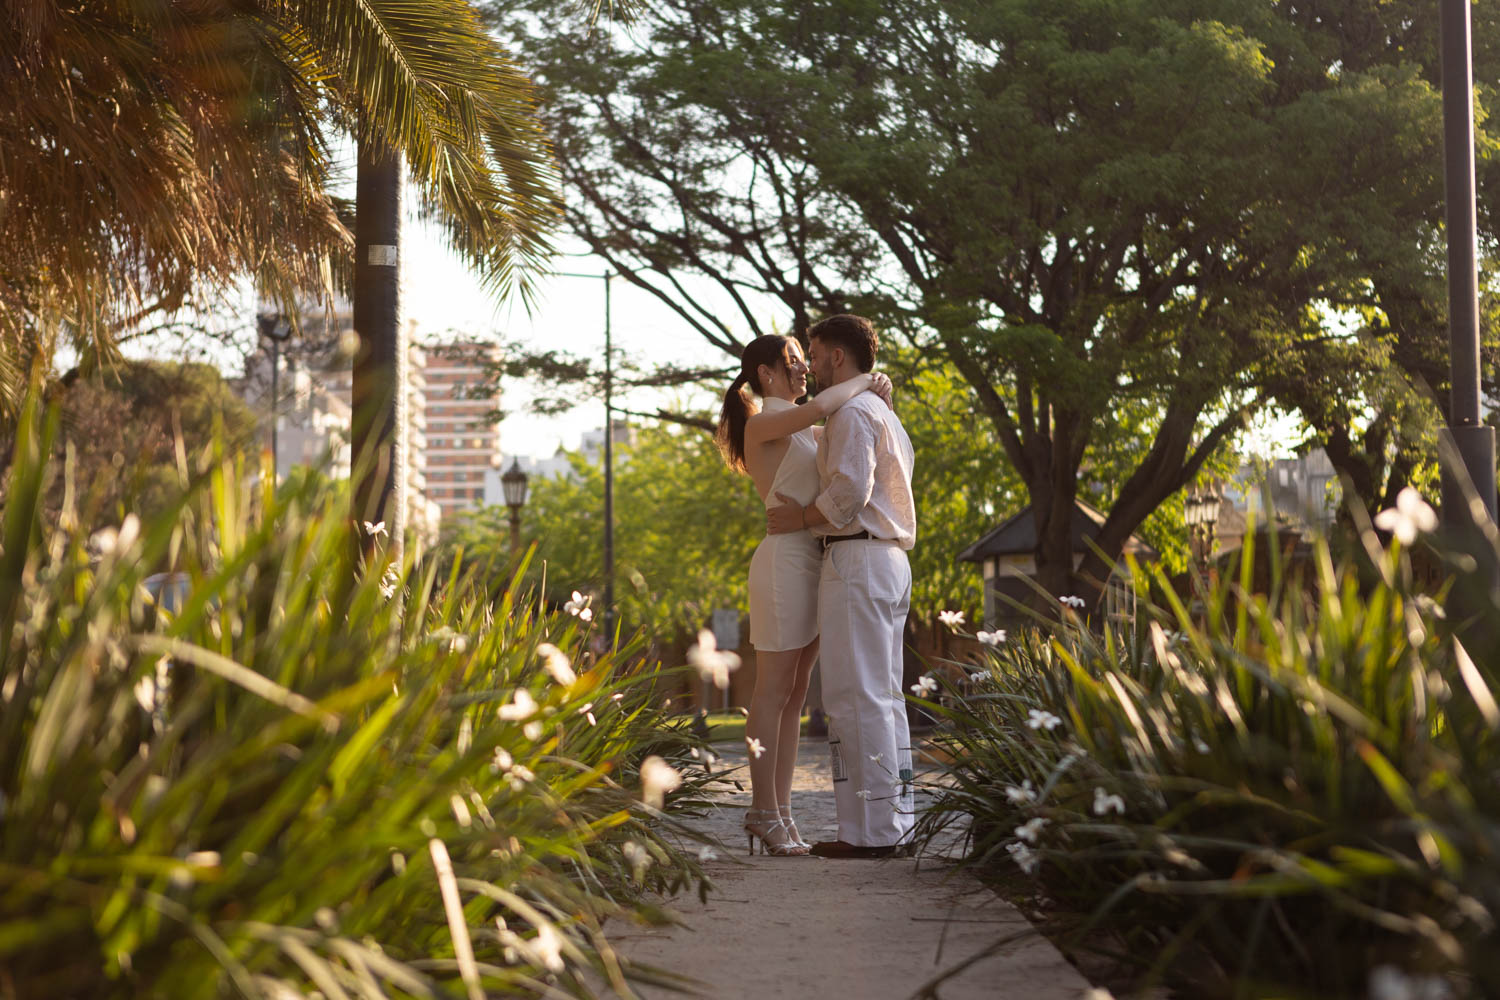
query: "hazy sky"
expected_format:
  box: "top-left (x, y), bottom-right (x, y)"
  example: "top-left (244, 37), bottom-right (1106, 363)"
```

top-left (403, 215), bottom-right (756, 458)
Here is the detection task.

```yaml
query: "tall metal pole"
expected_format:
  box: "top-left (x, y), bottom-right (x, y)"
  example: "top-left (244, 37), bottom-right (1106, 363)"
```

top-left (351, 128), bottom-right (406, 564)
top-left (602, 270), bottom-right (615, 639)
top-left (257, 313), bottom-right (291, 482)
top-left (1438, 0), bottom-right (1498, 528)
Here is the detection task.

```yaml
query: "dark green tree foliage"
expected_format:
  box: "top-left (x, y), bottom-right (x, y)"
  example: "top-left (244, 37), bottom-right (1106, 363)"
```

top-left (50, 360), bottom-right (258, 530)
top-left (441, 377), bottom-right (1025, 633)
top-left (493, 0), bottom-right (1497, 605)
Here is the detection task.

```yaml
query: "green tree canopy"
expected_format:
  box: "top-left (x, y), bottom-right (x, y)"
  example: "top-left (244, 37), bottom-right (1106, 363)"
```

top-left (493, 0), bottom-right (1498, 606)
top-left (50, 360), bottom-right (258, 530)
top-left (442, 366), bottom-right (1037, 636)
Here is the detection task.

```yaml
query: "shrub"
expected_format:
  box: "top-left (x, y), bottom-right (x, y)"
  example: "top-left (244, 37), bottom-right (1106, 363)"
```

top-left (0, 396), bottom-right (714, 998)
top-left (916, 511), bottom-right (1500, 999)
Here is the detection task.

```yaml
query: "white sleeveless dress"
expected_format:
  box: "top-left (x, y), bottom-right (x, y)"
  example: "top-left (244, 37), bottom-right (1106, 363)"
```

top-left (747, 398), bottom-right (823, 651)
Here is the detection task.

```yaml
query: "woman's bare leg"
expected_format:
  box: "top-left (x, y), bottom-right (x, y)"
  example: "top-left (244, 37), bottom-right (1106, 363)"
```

top-left (746, 647), bottom-right (802, 815)
top-left (773, 638), bottom-right (818, 808)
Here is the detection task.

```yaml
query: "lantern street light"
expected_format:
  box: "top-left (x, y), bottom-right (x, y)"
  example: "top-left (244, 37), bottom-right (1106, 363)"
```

top-left (1184, 489), bottom-right (1220, 576)
top-left (256, 312), bottom-right (292, 479)
top-left (501, 458), bottom-right (530, 564)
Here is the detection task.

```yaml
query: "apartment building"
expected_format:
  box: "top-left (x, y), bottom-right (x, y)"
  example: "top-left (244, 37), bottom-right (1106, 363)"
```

top-left (240, 309), bottom-right (438, 542)
top-left (422, 340), bottom-right (503, 519)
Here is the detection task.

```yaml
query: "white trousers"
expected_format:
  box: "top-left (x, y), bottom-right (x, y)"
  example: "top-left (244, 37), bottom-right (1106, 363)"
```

top-left (818, 540), bottom-right (914, 847)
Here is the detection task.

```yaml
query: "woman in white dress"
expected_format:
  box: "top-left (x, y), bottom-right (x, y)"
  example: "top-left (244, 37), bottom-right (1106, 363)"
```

top-left (715, 334), bottom-right (889, 856)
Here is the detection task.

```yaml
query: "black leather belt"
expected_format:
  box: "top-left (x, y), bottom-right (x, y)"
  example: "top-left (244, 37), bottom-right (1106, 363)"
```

top-left (819, 530), bottom-right (871, 551)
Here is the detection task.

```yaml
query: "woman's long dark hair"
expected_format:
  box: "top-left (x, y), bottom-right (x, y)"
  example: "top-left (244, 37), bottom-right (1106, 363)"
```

top-left (715, 334), bottom-right (796, 472)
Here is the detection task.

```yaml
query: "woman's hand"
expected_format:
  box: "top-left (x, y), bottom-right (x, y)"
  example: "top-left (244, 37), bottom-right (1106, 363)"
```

top-left (871, 372), bottom-right (894, 410)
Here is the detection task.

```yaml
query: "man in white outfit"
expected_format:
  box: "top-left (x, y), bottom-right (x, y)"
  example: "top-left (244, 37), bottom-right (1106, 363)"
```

top-left (767, 314), bottom-right (917, 858)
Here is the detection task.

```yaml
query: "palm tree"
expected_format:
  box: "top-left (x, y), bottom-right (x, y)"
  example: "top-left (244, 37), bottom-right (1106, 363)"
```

top-left (0, 0), bottom-right (558, 424)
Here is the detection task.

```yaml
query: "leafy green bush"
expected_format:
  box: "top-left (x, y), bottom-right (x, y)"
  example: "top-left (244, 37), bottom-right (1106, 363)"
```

top-left (0, 396), bottom-right (714, 999)
top-left (917, 508), bottom-right (1500, 999)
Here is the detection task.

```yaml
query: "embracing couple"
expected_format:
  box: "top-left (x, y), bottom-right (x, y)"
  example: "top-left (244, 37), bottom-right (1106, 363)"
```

top-left (714, 314), bottom-right (917, 860)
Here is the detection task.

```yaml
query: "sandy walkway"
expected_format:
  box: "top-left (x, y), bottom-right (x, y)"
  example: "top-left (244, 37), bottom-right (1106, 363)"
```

top-left (606, 739), bottom-right (1095, 1000)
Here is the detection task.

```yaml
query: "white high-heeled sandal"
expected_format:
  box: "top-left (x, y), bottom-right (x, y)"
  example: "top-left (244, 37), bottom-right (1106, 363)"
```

top-left (778, 804), bottom-right (810, 850)
top-left (743, 809), bottom-right (809, 856)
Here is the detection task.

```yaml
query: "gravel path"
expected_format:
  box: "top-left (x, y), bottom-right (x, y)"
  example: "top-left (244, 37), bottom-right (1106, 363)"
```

top-left (606, 739), bottom-right (1095, 1000)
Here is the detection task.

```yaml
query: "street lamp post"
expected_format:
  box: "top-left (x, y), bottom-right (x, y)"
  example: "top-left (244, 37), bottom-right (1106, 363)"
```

top-left (257, 312), bottom-right (292, 479)
top-left (1438, 0), bottom-right (1498, 531)
top-left (501, 458), bottom-right (530, 564)
top-left (551, 269), bottom-right (616, 640)
top-left (1184, 489), bottom-right (1220, 577)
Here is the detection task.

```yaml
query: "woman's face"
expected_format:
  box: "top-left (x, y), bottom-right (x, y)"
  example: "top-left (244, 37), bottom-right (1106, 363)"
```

top-left (778, 340), bottom-right (810, 399)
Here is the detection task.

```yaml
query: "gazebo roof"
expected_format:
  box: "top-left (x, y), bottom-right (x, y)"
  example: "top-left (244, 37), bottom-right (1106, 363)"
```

top-left (957, 499), bottom-right (1159, 565)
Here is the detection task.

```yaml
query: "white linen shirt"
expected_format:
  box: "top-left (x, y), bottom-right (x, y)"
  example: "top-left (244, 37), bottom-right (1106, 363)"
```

top-left (812, 391), bottom-right (917, 550)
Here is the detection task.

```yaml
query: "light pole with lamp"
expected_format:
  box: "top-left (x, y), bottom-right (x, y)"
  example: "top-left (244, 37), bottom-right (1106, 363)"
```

top-left (501, 457), bottom-right (530, 564)
top-left (1438, 0), bottom-right (1498, 534)
top-left (1184, 489), bottom-right (1220, 578)
top-left (549, 269), bottom-right (616, 639)
top-left (256, 312), bottom-right (292, 479)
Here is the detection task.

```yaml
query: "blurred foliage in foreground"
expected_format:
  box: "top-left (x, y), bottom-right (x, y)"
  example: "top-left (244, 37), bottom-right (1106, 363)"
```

top-left (917, 501), bottom-right (1500, 999)
top-left (0, 392), bottom-right (717, 999)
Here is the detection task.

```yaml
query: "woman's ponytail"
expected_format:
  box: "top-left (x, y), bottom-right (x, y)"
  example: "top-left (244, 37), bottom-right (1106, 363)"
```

top-left (714, 334), bottom-right (798, 473)
top-left (715, 372), bottom-right (755, 472)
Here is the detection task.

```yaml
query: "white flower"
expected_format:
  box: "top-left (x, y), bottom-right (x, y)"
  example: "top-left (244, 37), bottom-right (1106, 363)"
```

top-left (1374, 487), bottom-right (1438, 546)
top-left (1060, 595), bottom-right (1087, 609)
top-left (1027, 709), bottom-right (1063, 731)
top-left (578, 607), bottom-right (594, 622)
top-left (1414, 594), bottom-right (1447, 621)
top-left (532, 923), bottom-right (565, 973)
top-left (868, 752), bottom-right (884, 764)
top-left (536, 643), bottom-right (577, 686)
top-left (937, 610), bottom-right (965, 629)
top-left (855, 789), bottom-right (872, 800)
top-left (1014, 817), bottom-right (1048, 844)
top-left (1192, 735), bottom-right (1210, 754)
top-left (1004, 780), bottom-right (1037, 805)
top-left (976, 629), bottom-right (1006, 646)
top-left (506, 764), bottom-right (535, 792)
top-left (492, 747), bottom-right (513, 772)
top-left (745, 736), bottom-right (765, 759)
top-left (688, 629), bottom-right (741, 689)
top-left (698, 845), bottom-right (719, 863)
top-left (639, 755), bottom-right (682, 809)
top-left (1093, 787), bottom-right (1125, 816)
top-left (578, 703), bottom-right (597, 726)
top-left (379, 564), bottom-right (400, 600)
top-left (498, 688), bottom-right (538, 721)
top-left (1006, 841), bottom-right (1040, 875)
top-left (910, 674), bottom-right (938, 697)
top-left (362, 520), bottom-right (387, 538)
top-left (1368, 965), bottom-right (1453, 1000)
top-left (968, 671), bottom-right (988, 684)
top-left (91, 514), bottom-right (141, 557)
top-left (563, 590), bottom-right (593, 618)
top-left (523, 720), bottom-right (543, 742)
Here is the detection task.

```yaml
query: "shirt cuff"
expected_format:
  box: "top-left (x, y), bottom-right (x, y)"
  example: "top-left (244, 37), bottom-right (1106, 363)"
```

top-left (814, 492), bottom-right (850, 531)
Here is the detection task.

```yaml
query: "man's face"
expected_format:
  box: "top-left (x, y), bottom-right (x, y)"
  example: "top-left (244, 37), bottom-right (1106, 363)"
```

top-left (806, 337), bottom-right (837, 390)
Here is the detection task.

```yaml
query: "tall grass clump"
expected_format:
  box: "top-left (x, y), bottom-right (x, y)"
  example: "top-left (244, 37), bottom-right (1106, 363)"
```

top-left (917, 502), bottom-right (1500, 999)
top-left (0, 394), bottom-right (715, 999)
